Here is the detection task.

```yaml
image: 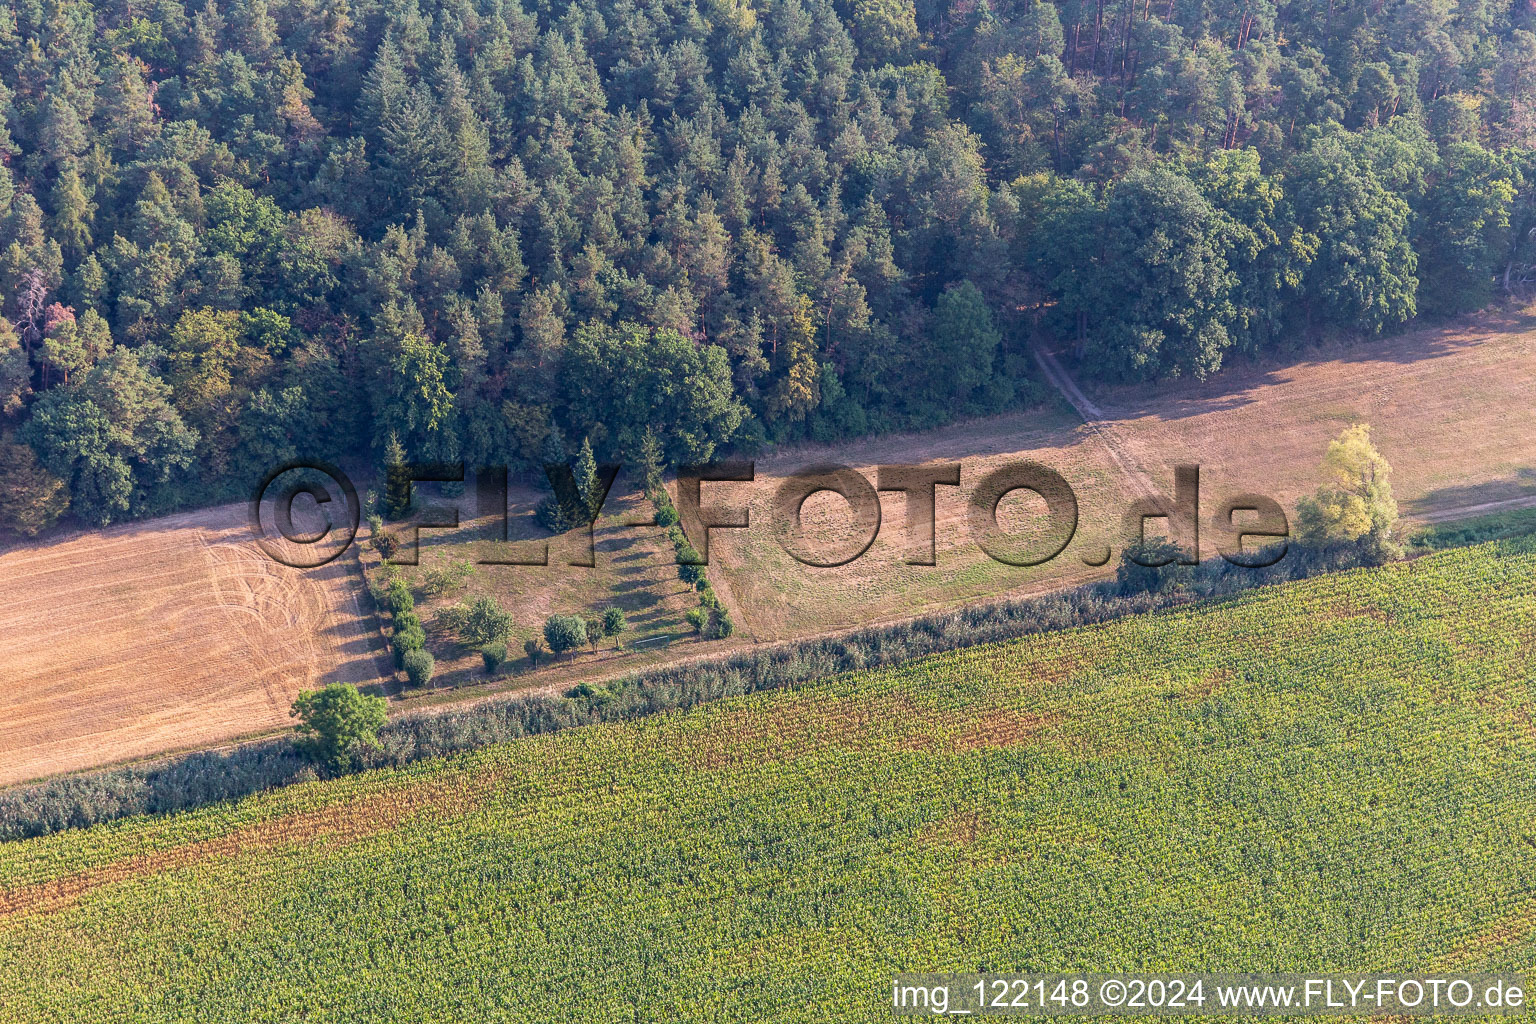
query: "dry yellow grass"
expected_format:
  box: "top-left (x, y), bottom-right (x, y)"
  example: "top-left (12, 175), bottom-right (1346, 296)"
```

top-left (703, 403), bottom-right (1136, 640)
top-left (0, 503), bottom-right (388, 786)
top-left (1099, 308), bottom-right (1536, 531)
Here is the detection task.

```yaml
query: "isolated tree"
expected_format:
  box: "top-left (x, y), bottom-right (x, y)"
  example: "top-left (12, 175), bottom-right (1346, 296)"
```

top-left (382, 431), bottom-right (412, 519)
top-left (573, 437), bottom-right (603, 519)
top-left (602, 607), bottom-right (628, 639)
top-left (543, 613), bottom-right (587, 657)
top-left (524, 636), bottom-right (545, 664)
top-left (584, 615), bottom-right (604, 652)
top-left (443, 595), bottom-right (513, 646)
top-left (1296, 424), bottom-right (1400, 559)
top-left (638, 427), bottom-right (665, 498)
top-left (290, 683), bottom-right (388, 773)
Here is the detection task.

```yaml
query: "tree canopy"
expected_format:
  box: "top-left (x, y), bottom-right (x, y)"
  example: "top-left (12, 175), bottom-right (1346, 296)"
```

top-left (0, 0), bottom-right (1533, 532)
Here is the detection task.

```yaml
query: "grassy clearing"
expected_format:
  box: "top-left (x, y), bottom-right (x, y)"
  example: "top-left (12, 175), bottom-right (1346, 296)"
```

top-left (372, 481), bottom-right (711, 691)
top-left (2, 537), bottom-right (1535, 1020)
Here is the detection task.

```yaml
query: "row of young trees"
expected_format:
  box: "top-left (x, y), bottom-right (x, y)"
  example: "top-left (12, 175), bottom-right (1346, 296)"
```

top-left (1, 0), bottom-right (1535, 534)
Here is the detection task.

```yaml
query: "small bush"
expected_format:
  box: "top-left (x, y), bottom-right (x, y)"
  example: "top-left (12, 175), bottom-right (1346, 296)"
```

top-left (536, 495), bottom-right (585, 533)
top-left (602, 607), bottom-right (628, 637)
top-left (422, 559), bottom-right (476, 596)
top-left (385, 577), bottom-right (414, 615)
top-left (685, 606), bottom-right (709, 634)
top-left (1116, 540), bottom-right (1196, 595)
top-left (655, 503), bottom-right (678, 527)
top-left (439, 596), bottom-right (513, 646)
top-left (524, 636), bottom-right (544, 663)
top-left (481, 642), bottom-right (508, 672)
top-left (392, 624), bottom-right (426, 666)
top-left (402, 649), bottom-right (435, 687)
top-left (704, 609), bottom-right (735, 639)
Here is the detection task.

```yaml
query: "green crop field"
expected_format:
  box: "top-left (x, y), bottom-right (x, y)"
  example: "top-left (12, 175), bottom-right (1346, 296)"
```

top-left (3, 539), bottom-right (1536, 1022)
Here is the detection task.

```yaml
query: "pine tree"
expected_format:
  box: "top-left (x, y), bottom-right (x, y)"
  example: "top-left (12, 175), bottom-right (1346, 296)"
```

top-left (638, 426), bottom-right (664, 498)
top-left (573, 436), bottom-right (600, 518)
top-left (50, 168), bottom-right (93, 259)
top-left (383, 430), bottom-right (412, 519)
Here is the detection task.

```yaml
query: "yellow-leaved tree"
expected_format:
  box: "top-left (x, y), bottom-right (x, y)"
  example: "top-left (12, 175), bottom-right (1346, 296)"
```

top-left (1296, 423), bottom-right (1400, 560)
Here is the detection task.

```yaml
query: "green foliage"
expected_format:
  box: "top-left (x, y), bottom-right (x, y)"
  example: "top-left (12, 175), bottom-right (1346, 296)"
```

top-left (1, 0), bottom-right (1534, 533)
top-left (0, 439), bottom-right (69, 535)
top-left (703, 607), bottom-right (735, 639)
top-left (401, 649), bottom-right (435, 688)
top-left (524, 637), bottom-right (545, 664)
top-left (601, 607), bottom-right (628, 638)
top-left (543, 614), bottom-right (587, 656)
top-left (480, 642), bottom-right (508, 673)
top-left (382, 432), bottom-right (412, 521)
top-left (685, 606), bottom-right (710, 634)
top-left (638, 427), bottom-right (665, 499)
top-left (1115, 540), bottom-right (1197, 595)
top-left (289, 684), bottom-right (387, 772)
top-left (12, 541), bottom-right (1536, 1017)
top-left (383, 577), bottom-right (414, 616)
top-left (421, 559), bottom-right (475, 596)
top-left (1289, 138), bottom-right (1418, 337)
top-left (561, 322), bottom-right (746, 465)
top-left (439, 596), bottom-right (513, 647)
top-left (391, 616), bottom-right (426, 667)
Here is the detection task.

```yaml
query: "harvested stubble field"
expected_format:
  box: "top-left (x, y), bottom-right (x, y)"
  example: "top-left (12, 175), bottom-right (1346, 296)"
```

top-left (2, 537), bottom-right (1535, 1021)
top-left (708, 307), bottom-right (1536, 640)
top-left (0, 503), bottom-right (387, 786)
top-left (1096, 307), bottom-right (1536, 528)
top-left (705, 401), bottom-right (1136, 641)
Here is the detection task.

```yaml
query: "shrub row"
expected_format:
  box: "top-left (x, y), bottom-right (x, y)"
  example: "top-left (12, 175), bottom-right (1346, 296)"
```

top-left (653, 486), bottom-right (734, 639)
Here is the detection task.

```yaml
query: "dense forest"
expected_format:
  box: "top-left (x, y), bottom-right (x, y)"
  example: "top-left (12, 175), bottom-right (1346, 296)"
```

top-left (0, 0), bottom-right (1534, 532)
